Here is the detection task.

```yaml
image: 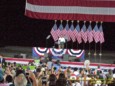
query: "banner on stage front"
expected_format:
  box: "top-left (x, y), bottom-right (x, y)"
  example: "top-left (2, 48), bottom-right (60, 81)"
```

top-left (32, 47), bottom-right (85, 60)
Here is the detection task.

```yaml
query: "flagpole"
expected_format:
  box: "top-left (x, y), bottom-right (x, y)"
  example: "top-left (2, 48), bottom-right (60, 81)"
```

top-left (88, 43), bottom-right (91, 60)
top-left (83, 21), bottom-right (86, 50)
top-left (99, 21), bottom-right (103, 63)
top-left (83, 43), bottom-right (85, 50)
top-left (77, 42), bottom-right (78, 49)
top-left (54, 20), bottom-right (57, 48)
top-left (66, 20), bottom-right (69, 49)
top-left (94, 21), bottom-right (99, 63)
top-left (71, 20), bottom-right (74, 49)
top-left (46, 37), bottom-right (47, 48)
top-left (88, 21), bottom-right (92, 61)
top-left (99, 43), bottom-right (102, 63)
top-left (94, 43), bottom-right (97, 62)
top-left (77, 20), bottom-right (79, 49)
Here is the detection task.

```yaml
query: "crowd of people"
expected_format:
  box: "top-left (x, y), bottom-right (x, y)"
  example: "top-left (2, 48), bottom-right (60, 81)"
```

top-left (0, 56), bottom-right (115, 86)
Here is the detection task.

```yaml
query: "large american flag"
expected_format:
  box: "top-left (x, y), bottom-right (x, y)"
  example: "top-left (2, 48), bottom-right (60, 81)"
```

top-left (81, 23), bottom-right (87, 43)
top-left (50, 23), bottom-right (58, 41)
top-left (25, 0), bottom-right (115, 22)
top-left (73, 24), bottom-right (82, 44)
top-left (99, 24), bottom-right (105, 43)
top-left (93, 23), bottom-right (100, 43)
top-left (87, 24), bottom-right (93, 43)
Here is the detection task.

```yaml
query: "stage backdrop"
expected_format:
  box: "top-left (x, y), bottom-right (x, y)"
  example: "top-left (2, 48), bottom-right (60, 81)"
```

top-left (32, 47), bottom-right (85, 61)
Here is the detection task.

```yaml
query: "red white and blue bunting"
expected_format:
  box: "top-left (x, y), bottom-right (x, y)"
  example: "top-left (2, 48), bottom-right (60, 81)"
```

top-left (33, 47), bottom-right (85, 58)
top-left (49, 48), bottom-right (67, 56)
top-left (33, 47), bottom-right (49, 56)
top-left (67, 49), bottom-right (84, 58)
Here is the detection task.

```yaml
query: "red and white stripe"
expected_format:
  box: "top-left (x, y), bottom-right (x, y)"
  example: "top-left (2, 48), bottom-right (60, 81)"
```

top-left (81, 25), bottom-right (87, 43)
top-left (68, 29), bottom-right (76, 42)
top-left (62, 29), bottom-right (71, 41)
top-left (25, 0), bottom-right (115, 22)
top-left (5, 57), bottom-right (115, 69)
top-left (87, 25), bottom-right (93, 43)
top-left (61, 61), bottom-right (115, 70)
top-left (5, 58), bottom-right (34, 64)
top-left (62, 23), bottom-right (71, 41)
top-left (50, 28), bottom-right (58, 41)
top-left (73, 24), bottom-right (82, 44)
top-left (93, 30), bottom-right (100, 43)
top-left (99, 31), bottom-right (105, 43)
top-left (76, 32), bottom-right (82, 44)
top-left (73, 29), bottom-right (78, 42)
top-left (87, 30), bottom-right (93, 43)
top-left (66, 31), bottom-right (71, 41)
top-left (99, 25), bottom-right (105, 43)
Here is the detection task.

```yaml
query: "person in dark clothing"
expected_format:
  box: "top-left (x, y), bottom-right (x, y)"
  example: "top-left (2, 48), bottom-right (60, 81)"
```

top-left (0, 55), bottom-right (5, 66)
top-left (49, 74), bottom-right (57, 86)
top-left (6, 75), bottom-right (14, 86)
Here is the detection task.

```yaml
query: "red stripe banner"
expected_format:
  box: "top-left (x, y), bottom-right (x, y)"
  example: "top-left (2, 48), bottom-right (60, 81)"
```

top-left (25, 0), bottom-right (115, 22)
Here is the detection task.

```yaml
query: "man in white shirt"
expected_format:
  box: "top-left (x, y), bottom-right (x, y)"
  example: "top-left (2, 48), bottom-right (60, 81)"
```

top-left (58, 36), bottom-right (66, 49)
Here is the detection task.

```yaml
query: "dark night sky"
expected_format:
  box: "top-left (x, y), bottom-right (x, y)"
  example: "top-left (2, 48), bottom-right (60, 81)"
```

top-left (0, 0), bottom-right (115, 51)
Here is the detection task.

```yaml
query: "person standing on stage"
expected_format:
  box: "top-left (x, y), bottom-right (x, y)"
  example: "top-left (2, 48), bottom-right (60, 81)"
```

top-left (58, 35), bottom-right (66, 49)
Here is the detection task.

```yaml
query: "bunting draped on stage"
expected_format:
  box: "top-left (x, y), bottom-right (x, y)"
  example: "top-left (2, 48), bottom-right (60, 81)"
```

top-left (32, 47), bottom-right (85, 59)
top-left (49, 48), bottom-right (67, 56)
top-left (67, 49), bottom-right (85, 58)
top-left (25, 0), bottom-right (115, 22)
top-left (33, 47), bottom-right (49, 56)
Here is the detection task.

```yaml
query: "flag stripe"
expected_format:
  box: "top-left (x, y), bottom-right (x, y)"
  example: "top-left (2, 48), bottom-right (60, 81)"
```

top-left (100, 32), bottom-right (105, 43)
top-left (26, 3), bottom-right (115, 15)
top-left (26, 0), bottom-right (115, 22)
top-left (70, 24), bottom-right (81, 43)
top-left (93, 24), bottom-right (100, 43)
top-left (50, 24), bottom-right (58, 41)
top-left (81, 24), bottom-right (87, 43)
top-left (99, 25), bottom-right (105, 43)
top-left (87, 25), bottom-right (93, 43)
top-left (27, 0), bottom-right (115, 7)
top-left (26, 10), bottom-right (115, 22)
top-left (51, 29), bottom-right (58, 41)
top-left (69, 24), bottom-right (76, 42)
